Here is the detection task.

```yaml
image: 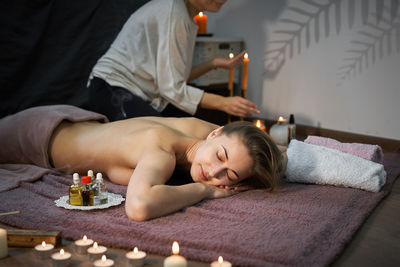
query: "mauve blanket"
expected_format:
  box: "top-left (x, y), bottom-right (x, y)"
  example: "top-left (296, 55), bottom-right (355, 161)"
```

top-left (0, 153), bottom-right (399, 266)
top-left (0, 105), bottom-right (108, 192)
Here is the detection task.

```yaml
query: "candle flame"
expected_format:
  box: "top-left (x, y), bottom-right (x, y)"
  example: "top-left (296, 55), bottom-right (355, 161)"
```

top-left (244, 53), bottom-right (249, 59)
top-left (60, 249), bottom-right (64, 255)
top-left (256, 120), bottom-right (261, 128)
top-left (133, 247), bottom-right (138, 254)
top-left (199, 12), bottom-right (203, 17)
top-left (229, 53), bottom-right (234, 59)
top-left (83, 235), bottom-right (87, 241)
top-left (218, 256), bottom-right (223, 263)
top-left (172, 241), bottom-right (180, 255)
top-left (101, 255), bottom-right (107, 261)
top-left (93, 242), bottom-right (98, 249)
top-left (42, 241), bottom-right (46, 247)
top-left (278, 116), bottom-right (286, 122)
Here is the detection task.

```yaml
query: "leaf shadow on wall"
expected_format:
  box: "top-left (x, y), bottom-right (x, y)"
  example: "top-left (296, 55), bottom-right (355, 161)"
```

top-left (264, 0), bottom-right (400, 82)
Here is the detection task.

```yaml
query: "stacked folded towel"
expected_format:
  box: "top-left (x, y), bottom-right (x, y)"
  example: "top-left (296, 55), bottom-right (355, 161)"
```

top-left (285, 140), bottom-right (386, 192)
top-left (304, 135), bottom-right (384, 164)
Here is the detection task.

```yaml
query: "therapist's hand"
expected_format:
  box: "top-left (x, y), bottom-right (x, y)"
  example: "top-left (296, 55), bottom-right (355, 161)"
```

top-left (221, 96), bottom-right (260, 117)
top-left (213, 50), bottom-right (247, 69)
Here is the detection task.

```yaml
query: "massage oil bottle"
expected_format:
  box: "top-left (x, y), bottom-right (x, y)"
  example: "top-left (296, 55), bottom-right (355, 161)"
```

top-left (81, 176), bottom-right (94, 206)
top-left (93, 173), bottom-right (108, 205)
top-left (69, 173), bottom-right (83, 206)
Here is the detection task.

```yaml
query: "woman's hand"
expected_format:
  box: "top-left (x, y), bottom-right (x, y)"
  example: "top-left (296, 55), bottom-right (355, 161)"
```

top-left (204, 184), bottom-right (240, 199)
top-left (221, 96), bottom-right (260, 117)
top-left (212, 50), bottom-right (247, 69)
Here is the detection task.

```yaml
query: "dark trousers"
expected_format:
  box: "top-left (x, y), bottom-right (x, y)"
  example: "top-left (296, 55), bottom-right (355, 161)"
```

top-left (87, 77), bottom-right (191, 121)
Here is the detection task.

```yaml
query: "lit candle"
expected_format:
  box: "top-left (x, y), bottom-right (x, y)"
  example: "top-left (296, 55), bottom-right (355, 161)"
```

top-left (74, 235), bottom-right (94, 254)
top-left (210, 256), bottom-right (232, 267)
top-left (254, 119), bottom-right (266, 131)
top-left (126, 246), bottom-right (147, 266)
top-left (228, 53), bottom-right (234, 95)
top-left (163, 241), bottom-right (187, 267)
top-left (0, 228), bottom-right (7, 259)
top-left (87, 242), bottom-right (108, 261)
top-left (269, 116), bottom-right (289, 146)
top-left (241, 53), bottom-right (249, 93)
top-left (94, 255), bottom-right (114, 267)
top-left (34, 241), bottom-right (54, 259)
top-left (194, 12), bottom-right (207, 34)
top-left (51, 249), bottom-right (71, 267)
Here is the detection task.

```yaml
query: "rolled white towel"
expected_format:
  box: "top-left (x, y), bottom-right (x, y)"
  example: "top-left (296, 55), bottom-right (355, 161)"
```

top-left (285, 140), bottom-right (386, 192)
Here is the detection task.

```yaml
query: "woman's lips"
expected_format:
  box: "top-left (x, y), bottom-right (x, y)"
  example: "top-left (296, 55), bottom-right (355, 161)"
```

top-left (200, 166), bottom-right (207, 181)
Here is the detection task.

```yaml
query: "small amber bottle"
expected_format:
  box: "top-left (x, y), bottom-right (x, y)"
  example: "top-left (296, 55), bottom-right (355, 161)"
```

top-left (69, 173), bottom-right (83, 206)
top-left (81, 176), bottom-right (94, 206)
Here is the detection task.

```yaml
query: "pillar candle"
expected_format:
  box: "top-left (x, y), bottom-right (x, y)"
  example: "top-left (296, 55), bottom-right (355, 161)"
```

top-left (51, 249), bottom-right (71, 267)
top-left (228, 53), bottom-right (234, 95)
top-left (163, 241), bottom-right (187, 267)
top-left (210, 256), bottom-right (232, 267)
top-left (241, 53), bottom-right (249, 91)
top-left (269, 116), bottom-right (289, 146)
top-left (194, 12), bottom-right (207, 34)
top-left (126, 246), bottom-right (147, 266)
top-left (0, 228), bottom-right (7, 259)
top-left (74, 235), bottom-right (94, 254)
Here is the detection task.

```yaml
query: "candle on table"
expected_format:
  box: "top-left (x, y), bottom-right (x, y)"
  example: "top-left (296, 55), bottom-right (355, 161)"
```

top-left (269, 116), bottom-right (289, 146)
top-left (194, 12), bottom-right (207, 34)
top-left (51, 249), bottom-right (71, 267)
top-left (254, 119), bottom-right (266, 131)
top-left (74, 234), bottom-right (94, 254)
top-left (126, 246), bottom-right (147, 266)
top-left (241, 53), bottom-right (249, 97)
top-left (228, 53), bottom-right (234, 95)
top-left (210, 256), bottom-right (232, 267)
top-left (0, 228), bottom-right (7, 259)
top-left (163, 241), bottom-right (187, 267)
top-left (87, 241), bottom-right (108, 261)
top-left (94, 255), bottom-right (114, 267)
top-left (34, 240), bottom-right (54, 259)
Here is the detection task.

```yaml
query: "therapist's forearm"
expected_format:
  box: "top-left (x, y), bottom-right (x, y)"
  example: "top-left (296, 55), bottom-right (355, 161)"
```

top-left (198, 92), bottom-right (225, 111)
top-left (187, 60), bottom-right (215, 82)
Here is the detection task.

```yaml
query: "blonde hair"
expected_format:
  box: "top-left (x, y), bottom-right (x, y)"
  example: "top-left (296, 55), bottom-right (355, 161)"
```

top-left (221, 121), bottom-right (284, 191)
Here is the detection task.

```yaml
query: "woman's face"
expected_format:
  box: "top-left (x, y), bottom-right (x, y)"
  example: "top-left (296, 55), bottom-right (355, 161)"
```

top-left (190, 130), bottom-right (253, 187)
top-left (190, 0), bottom-right (227, 13)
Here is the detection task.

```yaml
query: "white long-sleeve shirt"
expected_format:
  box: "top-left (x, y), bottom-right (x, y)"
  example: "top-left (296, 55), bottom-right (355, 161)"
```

top-left (90, 0), bottom-right (204, 115)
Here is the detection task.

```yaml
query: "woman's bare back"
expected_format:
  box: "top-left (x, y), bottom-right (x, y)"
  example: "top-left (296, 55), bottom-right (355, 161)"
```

top-left (49, 116), bottom-right (218, 185)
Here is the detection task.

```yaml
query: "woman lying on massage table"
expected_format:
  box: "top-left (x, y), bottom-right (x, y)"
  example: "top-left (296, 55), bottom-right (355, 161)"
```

top-left (48, 114), bottom-right (286, 221)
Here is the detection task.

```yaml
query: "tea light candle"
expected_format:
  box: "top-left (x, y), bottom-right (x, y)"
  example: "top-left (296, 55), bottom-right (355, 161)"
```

top-left (269, 116), bottom-right (289, 146)
top-left (87, 242), bottom-right (108, 261)
top-left (163, 241), bottom-right (187, 267)
top-left (254, 119), bottom-right (266, 131)
top-left (0, 228), bottom-right (7, 259)
top-left (94, 255), bottom-right (114, 267)
top-left (51, 249), bottom-right (71, 267)
top-left (74, 235), bottom-right (94, 254)
top-left (210, 256), bottom-right (232, 267)
top-left (34, 241), bottom-right (54, 259)
top-left (194, 12), bottom-right (207, 34)
top-left (126, 246), bottom-right (147, 266)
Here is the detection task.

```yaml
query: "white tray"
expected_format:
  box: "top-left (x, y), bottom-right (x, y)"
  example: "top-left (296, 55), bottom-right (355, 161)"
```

top-left (55, 193), bottom-right (125, 210)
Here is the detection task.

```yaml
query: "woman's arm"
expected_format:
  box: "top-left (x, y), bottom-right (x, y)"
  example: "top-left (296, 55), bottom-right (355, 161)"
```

top-left (187, 51), bottom-right (247, 83)
top-left (125, 150), bottom-right (234, 221)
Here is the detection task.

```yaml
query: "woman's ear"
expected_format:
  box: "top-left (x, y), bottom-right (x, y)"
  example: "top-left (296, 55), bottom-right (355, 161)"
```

top-left (206, 126), bottom-right (224, 140)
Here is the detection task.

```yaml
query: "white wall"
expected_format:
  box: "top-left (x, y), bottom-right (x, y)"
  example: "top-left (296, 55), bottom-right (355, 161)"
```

top-left (207, 0), bottom-right (400, 140)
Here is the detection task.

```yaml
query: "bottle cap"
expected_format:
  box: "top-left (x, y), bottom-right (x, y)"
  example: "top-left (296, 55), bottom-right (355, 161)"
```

top-left (87, 170), bottom-right (94, 178)
top-left (81, 176), bottom-right (92, 184)
top-left (73, 173), bottom-right (80, 184)
top-left (96, 173), bottom-right (103, 182)
top-left (289, 114), bottom-right (295, 124)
